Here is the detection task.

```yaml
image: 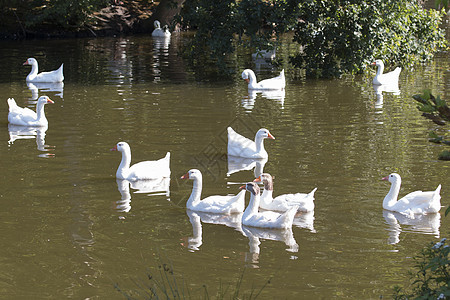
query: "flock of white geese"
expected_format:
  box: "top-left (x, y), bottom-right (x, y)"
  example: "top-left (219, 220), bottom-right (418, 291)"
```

top-left (6, 43), bottom-right (442, 249)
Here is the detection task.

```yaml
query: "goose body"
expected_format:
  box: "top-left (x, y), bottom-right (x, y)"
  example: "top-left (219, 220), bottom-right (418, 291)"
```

top-left (227, 127), bottom-right (274, 159)
top-left (7, 96), bottom-right (53, 126)
top-left (111, 142), bottom-right (170, 181)
top-left (241, 69), bottom-right (285, 90)
top-left (152, 20), bottom-right (171, 37)
top-left (24, 58), bottom-right (64, 83)
top-left (255, 173), bottom-right (317, 212)
top-left (372, 60), bottom-right (401, 85)
top-left (241, 182), bottom-right (297, 229)
top-left (382, 173), bottom-right (441, 215)
top-left (181, 169), bottom-right (245, 214)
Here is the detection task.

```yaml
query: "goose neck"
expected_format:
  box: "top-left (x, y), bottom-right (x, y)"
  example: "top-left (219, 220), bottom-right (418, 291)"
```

top-left (187, 177), bottom-right (202, 207)
top-left (243, 191), bottom-right (260, 220)
top-left (376, 64), bottom-right (384, 76)
top-left (383, 181), bottom-right (400, 209)
top-left (27, 62), bottom-right (38, 81)
top-left (117, 149), bottom-right (132, 178)
top-left (35, 102), bottom-right (47, 122)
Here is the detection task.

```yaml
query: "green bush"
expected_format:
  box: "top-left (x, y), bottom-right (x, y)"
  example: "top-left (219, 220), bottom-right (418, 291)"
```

top-left (178, 0), bottom-right (447, 79)
top-left (393, 238), bottom-right (450, 299)
top-left (290, 0), bottom-right (447, 78)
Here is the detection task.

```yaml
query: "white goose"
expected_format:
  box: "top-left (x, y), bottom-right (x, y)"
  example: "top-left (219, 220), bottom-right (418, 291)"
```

top-left (254, 173), bottom-right (317, 212)
top-left (227, 127), bottom-right (275, 159)
top-left (240, 182), bottom-right (298, 229)
top-left (382, 173), bottom-right (441, 215)
top-left (24, 58), bottom-right (64, 83)
top-left (7, 96), bottom-right (54, 127)
top-left (181, 169), bottom-right (246, 214)
top-left (152, 20), bottom-right (171, 37)
top-left (111, 142), bottom-right (170, 181)
top-left (372, 60), bottom-right (401, 85)
top-left (241, 69), bottom-right (285, 90)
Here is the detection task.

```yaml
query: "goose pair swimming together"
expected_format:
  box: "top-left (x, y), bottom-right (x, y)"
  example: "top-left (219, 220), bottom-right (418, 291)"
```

top-left (181, 169), bottom-right (316, 229)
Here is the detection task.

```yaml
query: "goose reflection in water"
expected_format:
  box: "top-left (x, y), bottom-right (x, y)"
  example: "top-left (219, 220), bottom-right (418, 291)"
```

top-left (372, 82), bottom-right (400, 109)
top-left (242, 226), bottom-right (299, 265)
top-left (293, 211), bottom-right (316, 233)
top-left (242, 89), bottom-right (285, 111)
top-left (115, 177), bottom-right (170, 213)
top-left (227, 155), bottom-right (267, 178)
top-left (8, 124), bottom-right (54, 157)
top-left (185, 210), bottom-right (243, 251)
top-left (383, 210), bottom-right (440, 245)
top-left (27, 82), bottom-right (64, 101)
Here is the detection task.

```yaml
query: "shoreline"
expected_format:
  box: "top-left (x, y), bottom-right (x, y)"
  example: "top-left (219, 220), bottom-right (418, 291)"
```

top-left (0, 1), bottom-right (156, 40)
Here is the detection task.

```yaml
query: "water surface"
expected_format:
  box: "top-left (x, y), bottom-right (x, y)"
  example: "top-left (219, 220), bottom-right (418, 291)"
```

top-left (0, 34), bottom-right (449, 298)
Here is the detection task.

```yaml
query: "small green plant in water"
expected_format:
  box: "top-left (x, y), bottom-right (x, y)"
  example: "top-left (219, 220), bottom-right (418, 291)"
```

top-left (393, 238), bottom-right (450, 299)
top-left (114, 260), bottom-right (271, 299)
top-left (413, 90), bottom-right (450, 161)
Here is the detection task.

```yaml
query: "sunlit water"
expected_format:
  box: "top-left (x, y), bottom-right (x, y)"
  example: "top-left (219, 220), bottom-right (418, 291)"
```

top-left (0, 34), bottom-right (449, 298)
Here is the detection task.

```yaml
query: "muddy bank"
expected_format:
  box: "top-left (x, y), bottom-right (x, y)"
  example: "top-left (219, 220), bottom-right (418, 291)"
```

top-left (0, 1), bottom-right (158, 40)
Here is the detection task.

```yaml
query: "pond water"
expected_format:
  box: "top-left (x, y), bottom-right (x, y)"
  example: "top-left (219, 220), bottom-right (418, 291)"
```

top-left (0, 34), bottom-right (449, 299)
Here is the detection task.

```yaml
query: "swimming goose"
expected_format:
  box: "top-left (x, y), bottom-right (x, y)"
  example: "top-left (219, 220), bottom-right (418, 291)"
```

top-left (240, 182), bottom-right (297, 229)
top-left (227, 127), bottom-right (274, 159)
top-left (372, 60), bottom-right (401, 85)
top-left (181, 169), bottom-right (246, 214)
top-left (152, 20), bottom-right (171, 37)
top-left (382, 173), bottom-right (441, 215)
top-left (24, 58), bottom-right (64, 83)
top-left (7, 96), bottom-right (53, 126)
top-left (254, 173), bottom-right (317, 212)
top-left (241, 69), bottom-right (285, 90)
top-left (111, 142), bottom-right (170, 181)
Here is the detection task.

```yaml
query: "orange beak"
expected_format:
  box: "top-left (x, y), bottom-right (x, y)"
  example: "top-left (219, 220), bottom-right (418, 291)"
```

top-left (381, 176), bottom-right (389, 181)
top-left (244, 78), bottom-right (250, 84)
top-left (180, 173), bottom-right (189, 179)
top-left (110, 145), bottom-right (118, 151)
top-left (268, 133), bottom-right (275, 139)
top-left (239, 185), bottom-right (246, 190)
top-left (253, 176), bottom-right (261, 182)
top-left (47, 98), bottom-right (54, 104)
top-left (23, 61), bottom-right (29, 65)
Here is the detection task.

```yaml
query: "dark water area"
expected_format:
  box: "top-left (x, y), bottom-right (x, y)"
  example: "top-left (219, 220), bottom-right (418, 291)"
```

top-left (0, 33), bottom-right (449, 298)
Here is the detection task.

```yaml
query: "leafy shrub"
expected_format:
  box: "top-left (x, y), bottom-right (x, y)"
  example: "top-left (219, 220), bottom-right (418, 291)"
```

top-left (290, 0), bottom-right (447, 78)
top-left (393, 238), bottom-right (450, 299)
top-left (178, 0), bottom-right (447, 79)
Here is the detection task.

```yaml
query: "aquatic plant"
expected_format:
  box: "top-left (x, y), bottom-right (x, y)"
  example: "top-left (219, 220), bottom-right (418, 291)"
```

top-left (413, 90), bottom-right (450, 161)
top-left (393, 238), bottom-right (450, 299)
top-left (114, 260), bottom-right (271, 299)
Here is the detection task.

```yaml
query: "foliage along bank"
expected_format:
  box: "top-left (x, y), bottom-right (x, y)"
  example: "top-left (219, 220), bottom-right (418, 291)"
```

top-left (178, 0), bottom-right (448, 78)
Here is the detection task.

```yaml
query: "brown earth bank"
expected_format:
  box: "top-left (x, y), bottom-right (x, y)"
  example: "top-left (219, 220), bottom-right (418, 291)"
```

top-left (0, 1), bottom-right (159, 40)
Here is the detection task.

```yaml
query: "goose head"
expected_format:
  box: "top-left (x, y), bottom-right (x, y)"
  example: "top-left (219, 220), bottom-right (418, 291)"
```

top-left (241, 69), bottom-right (255, 84)
top-left (382, 173), bottom-right (401, 185)
top-left (371, 59), bottom-right (384, 68)
top-left (23, 58), bottom-right (38, 66)
top-left (154, 20), bottom-right (161, 29)
top-left (256, 128), bottom-right (275, 140)
top-left (240, 182), bottom-right (260, 195)
top-left (111, 141), bottom-right (131, 153)
top-left (253, 173), bottom-right (273, 191)
top-left (37, 96), bottom-right (54, 105)
top-left (181, 169), bottom-right (202, 181)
